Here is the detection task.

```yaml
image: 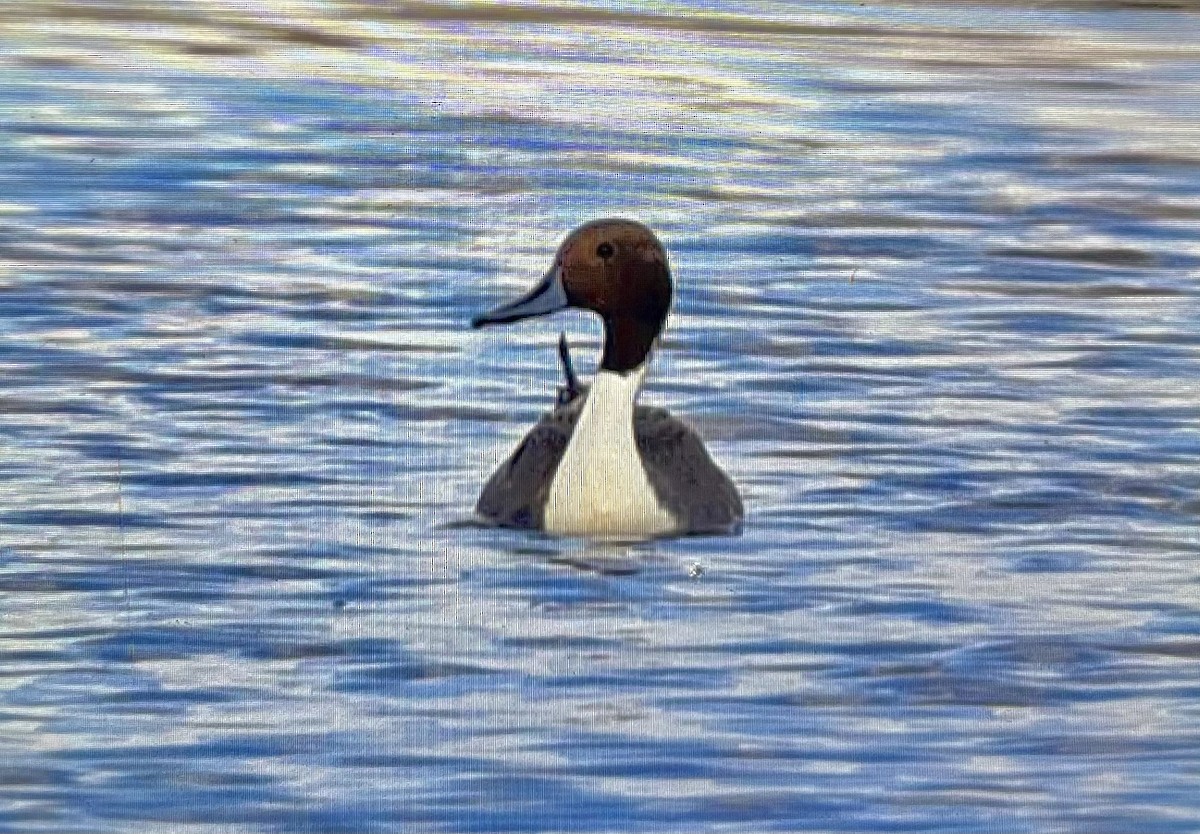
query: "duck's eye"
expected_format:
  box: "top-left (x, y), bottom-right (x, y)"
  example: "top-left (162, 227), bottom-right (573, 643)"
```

top-left (596, 242), bottom-right (614, 260)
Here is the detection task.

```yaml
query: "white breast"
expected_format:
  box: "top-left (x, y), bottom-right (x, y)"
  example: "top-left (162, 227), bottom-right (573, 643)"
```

top-left (543, 367), bottom-right (678, 538)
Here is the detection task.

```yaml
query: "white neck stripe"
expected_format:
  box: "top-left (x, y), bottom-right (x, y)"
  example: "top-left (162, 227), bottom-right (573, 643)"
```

top-left (543, 365), bottom-right (676, 538)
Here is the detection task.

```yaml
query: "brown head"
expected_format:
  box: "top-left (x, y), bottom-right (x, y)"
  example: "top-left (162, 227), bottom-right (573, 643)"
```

top-left (472, 219), bottom-right (673, 373)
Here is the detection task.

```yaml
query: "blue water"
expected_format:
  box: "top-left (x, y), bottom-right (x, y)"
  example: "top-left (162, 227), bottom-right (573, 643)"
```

top-left (2, 2), bottom-right (1199, 832)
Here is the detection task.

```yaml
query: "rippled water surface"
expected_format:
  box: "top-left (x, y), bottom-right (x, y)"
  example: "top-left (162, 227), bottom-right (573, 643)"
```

top-left (3, 2), bottom-right (1200, 831)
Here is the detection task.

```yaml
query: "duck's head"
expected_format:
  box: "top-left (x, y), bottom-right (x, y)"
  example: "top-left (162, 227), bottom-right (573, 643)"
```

top-left (472, 219), bottom-right (673, 373)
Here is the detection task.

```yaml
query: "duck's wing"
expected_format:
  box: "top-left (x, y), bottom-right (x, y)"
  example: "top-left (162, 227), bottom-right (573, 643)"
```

top-left (475, 401), bottom-right (582, 529)
top-left (635, 406), bottom-right (743, 535)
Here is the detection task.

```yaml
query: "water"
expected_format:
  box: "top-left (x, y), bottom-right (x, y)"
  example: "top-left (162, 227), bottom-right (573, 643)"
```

top-left (2, 1), bottom-right (1200, 831)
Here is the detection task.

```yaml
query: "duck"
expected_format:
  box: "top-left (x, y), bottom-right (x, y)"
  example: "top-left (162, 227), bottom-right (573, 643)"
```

top-left (471, 219), bottom-right (743, 539)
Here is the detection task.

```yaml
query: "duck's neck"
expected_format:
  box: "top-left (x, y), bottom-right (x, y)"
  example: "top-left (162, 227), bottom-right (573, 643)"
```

top-left (600, 316), bottom-right (660, 374)
top-left (586, 363), bottom-right (648, 426)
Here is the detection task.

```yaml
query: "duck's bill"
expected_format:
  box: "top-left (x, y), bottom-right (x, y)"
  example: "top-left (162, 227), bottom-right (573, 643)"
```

top-left (471, 267), bottom-right (568, 328)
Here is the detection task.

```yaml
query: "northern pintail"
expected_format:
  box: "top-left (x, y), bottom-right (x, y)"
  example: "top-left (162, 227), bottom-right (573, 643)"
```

top-left (472, 219), bottom-right (743, 538)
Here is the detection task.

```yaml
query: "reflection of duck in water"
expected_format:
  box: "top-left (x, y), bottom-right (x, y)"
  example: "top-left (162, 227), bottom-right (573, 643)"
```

top-left (471, 219), bottom-right (742, 538)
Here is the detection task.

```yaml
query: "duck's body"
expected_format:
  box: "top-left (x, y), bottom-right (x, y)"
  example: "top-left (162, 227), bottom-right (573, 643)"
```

top-left (472, 219), bottom-right (743, 539)
top-left (477, 368), bottom-right (742, 537)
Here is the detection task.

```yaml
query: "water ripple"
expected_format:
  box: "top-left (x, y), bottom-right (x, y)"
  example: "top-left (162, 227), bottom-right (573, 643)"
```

top-left (2, 1), bottom-right (1200, 832)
